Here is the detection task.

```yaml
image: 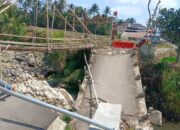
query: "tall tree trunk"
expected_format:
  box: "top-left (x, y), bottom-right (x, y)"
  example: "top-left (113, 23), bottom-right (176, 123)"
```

top-left (176, 46), bottom-right (180, 63)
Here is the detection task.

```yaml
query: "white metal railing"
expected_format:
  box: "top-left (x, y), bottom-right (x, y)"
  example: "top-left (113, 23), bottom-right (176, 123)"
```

top-left (0, 80), bottom-right (115, 130)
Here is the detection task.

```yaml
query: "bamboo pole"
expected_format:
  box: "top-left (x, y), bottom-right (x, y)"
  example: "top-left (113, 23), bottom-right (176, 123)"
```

top-left (55, 7), bottom-right (77, 32)
top-left (64, 16), bottom-right (67, 44)
top-left (73, 8), bottom-right (75, 40)
top-left (46, 0), bottom-right (50, 51)
top-left (50, 5), bottom-right (55, 48)
top-left (0, 45), bottom-right (2, 79)
top-left (0, 33), bottom-right (64, 41)
top-left (32, 0), bottom-right (39, 66)
top-left (0, 44), bottom-right (94, 52)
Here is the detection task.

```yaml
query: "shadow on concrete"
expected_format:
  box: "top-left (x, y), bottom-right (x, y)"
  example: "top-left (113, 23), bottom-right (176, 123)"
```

top-left (0, 92), bottom-right (10, 101)
top-left (0, 117), bottom-right (45, 130)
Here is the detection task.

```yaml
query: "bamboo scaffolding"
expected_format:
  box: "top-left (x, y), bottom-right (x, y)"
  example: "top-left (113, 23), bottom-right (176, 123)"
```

top-left (0, 33), bottom-right (64, 41)
top-left (0, 44), bottom-right (94, 52)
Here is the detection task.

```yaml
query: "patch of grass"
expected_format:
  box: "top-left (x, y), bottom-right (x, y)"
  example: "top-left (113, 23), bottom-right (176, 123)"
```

top-left (62, 115), bottom-right (72, 124)
top-left (52, 30), bottom-right (64, 39)
top-left (157, 43), bottom-right (174, 49)
top-left (65, 124), bottom-right (73, 130)
top-left (161, 56), bottom-right (176, 63)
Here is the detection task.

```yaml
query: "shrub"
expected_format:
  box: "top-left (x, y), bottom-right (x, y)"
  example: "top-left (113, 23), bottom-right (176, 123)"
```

top-left (62, 115), bottom-right (72, 123)
top-left (162, 67), bottom-right (180, 114)
top-left (65, 124), bottom-right (73, 130)
top-left (161, 56), bottom-right (176, 63)
top-left (44, 50), bottom-right (89, 95)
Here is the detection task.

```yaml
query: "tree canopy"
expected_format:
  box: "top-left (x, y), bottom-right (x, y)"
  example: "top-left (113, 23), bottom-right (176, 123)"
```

top-left (88, 3), bottom-right (100, 16)
top-left (157, 8), bottom-right (180, 62)
top-left (158, 8), bottom-right (180, 44)
top-left (125, 18), bottom-right (136, 23)
top-left (103, 6), bottom-right (111, 17)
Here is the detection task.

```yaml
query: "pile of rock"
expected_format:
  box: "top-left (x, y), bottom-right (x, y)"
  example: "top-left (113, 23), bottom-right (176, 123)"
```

top-left (1, 51), bottom-right (45, 83)
top-left (12, 74), bottom-right (75, 110)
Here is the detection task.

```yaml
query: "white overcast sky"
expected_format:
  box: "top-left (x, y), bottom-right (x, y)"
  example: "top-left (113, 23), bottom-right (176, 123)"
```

top-left (68, 0), bottom-right (180, 25)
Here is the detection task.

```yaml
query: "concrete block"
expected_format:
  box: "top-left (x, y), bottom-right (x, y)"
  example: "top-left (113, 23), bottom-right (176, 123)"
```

top-left (89, 103), bottom-right (121, 130)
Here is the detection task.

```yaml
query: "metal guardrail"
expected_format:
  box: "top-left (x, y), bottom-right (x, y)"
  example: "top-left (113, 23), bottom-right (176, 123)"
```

top-left (0, 80), bottom-right (116, 130)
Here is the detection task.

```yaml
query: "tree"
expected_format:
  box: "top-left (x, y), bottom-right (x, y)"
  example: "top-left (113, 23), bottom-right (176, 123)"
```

top-left (69, 3), bottom-right (75, 10)
top-left (125, 18), bottom-right (136, 23)
top-left (55, 0), bottom-right (66, 13)
top-left (146, 0), bottom-right (161, 37)
top-left (157, 8), bottom-right (180, 62)
top-left (103, 6), bottom-right (111, 16)
top-left (0, 5), bottom-right (27, 37)
top-left (118, 19), bottom-right (124, 25)
top-left (88, 3), bottom-right (99, 16)
top-left (75, 6), bottom-right (84, 17)
top-left (103, 6), bottom-right (111, 23)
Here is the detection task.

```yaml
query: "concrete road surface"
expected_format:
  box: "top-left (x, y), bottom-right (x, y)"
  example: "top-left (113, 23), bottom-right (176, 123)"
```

top-left (0, 93), bottom-right (57, 130)
top-left (75, 49), bottom-right (139, 130)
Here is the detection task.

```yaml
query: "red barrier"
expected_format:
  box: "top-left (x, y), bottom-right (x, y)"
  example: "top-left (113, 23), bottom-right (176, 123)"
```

top-left (112, 41), bottom-right (135, 49)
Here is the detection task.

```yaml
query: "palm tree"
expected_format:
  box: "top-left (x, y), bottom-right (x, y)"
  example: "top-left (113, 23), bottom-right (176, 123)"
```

top-left (88, 3), bottom-right (99, 17)
top-left (75, 6), bottom-right (84, 17)
top-left (55, 0), bottom-right (66, 13)
top-left (103, 6), bottom-right (111, 17)
top-left (103, 6), bottom-right (111, 23)
top-left (69, 3), bottom-right (75, 10)
top-left (125, 18), bottom-right (136, 23)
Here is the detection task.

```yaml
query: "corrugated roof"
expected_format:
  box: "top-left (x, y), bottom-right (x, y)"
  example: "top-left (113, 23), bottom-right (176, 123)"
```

top-left (122, 32), bottom-right (149, 38)
top-left (117, 23), bottom-right (147, 32)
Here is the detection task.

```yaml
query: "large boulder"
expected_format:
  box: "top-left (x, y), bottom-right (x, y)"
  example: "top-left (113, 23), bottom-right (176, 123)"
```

top-left (150, 110), bottom-right (162, 126)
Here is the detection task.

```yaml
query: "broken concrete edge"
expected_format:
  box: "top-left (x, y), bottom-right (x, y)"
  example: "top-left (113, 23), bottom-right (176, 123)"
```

top-left (75, 76), bottom-right (88, 109)
top-left (133, 54), bottom-right (147, 116)
top-left (47, 116), bottom-right (67, 130)
top-left (70, 50), bottom-right (95, 129)
top-left (89, 103), bottom-right (122, 130)
top-left (131, 53), bottom-right (151, 130)
top-left (132, 52), bottom-right (163, 130)
top-left (75, 50), bottom-right (95, 109)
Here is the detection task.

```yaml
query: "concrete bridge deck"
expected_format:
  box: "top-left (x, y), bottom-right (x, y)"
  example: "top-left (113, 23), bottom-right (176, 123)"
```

top-left (75, 49), bottom-right (141, 130)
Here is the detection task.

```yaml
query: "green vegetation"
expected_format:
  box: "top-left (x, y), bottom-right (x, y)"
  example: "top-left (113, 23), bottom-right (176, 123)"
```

top-left (161, 56), bottom-right (176, 63)
top-left (157, 8), bottom-right (180, 62)
top-left (35, 28), bottom-right (64, 43)
top-left (65, 125), bottom-right (73, 130)
top-left (162, 67), bottom-right (180, 113)
top-left (62, 115), bottom-right (73, 130)
top-left (141, 61), bottom-right (180, 120)
top-left (43, 50), bottom-right (90, 95)
top-left (0, 0), bottom-right (115, 37)
top-left (62, 115), bottom-right (72, 124)
top-left (0, 5), bottom-right (27, 40)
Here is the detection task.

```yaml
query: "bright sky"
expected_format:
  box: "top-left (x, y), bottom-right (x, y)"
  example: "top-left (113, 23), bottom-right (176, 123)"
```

top-left (68, 0), bottom-right (180, 25)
